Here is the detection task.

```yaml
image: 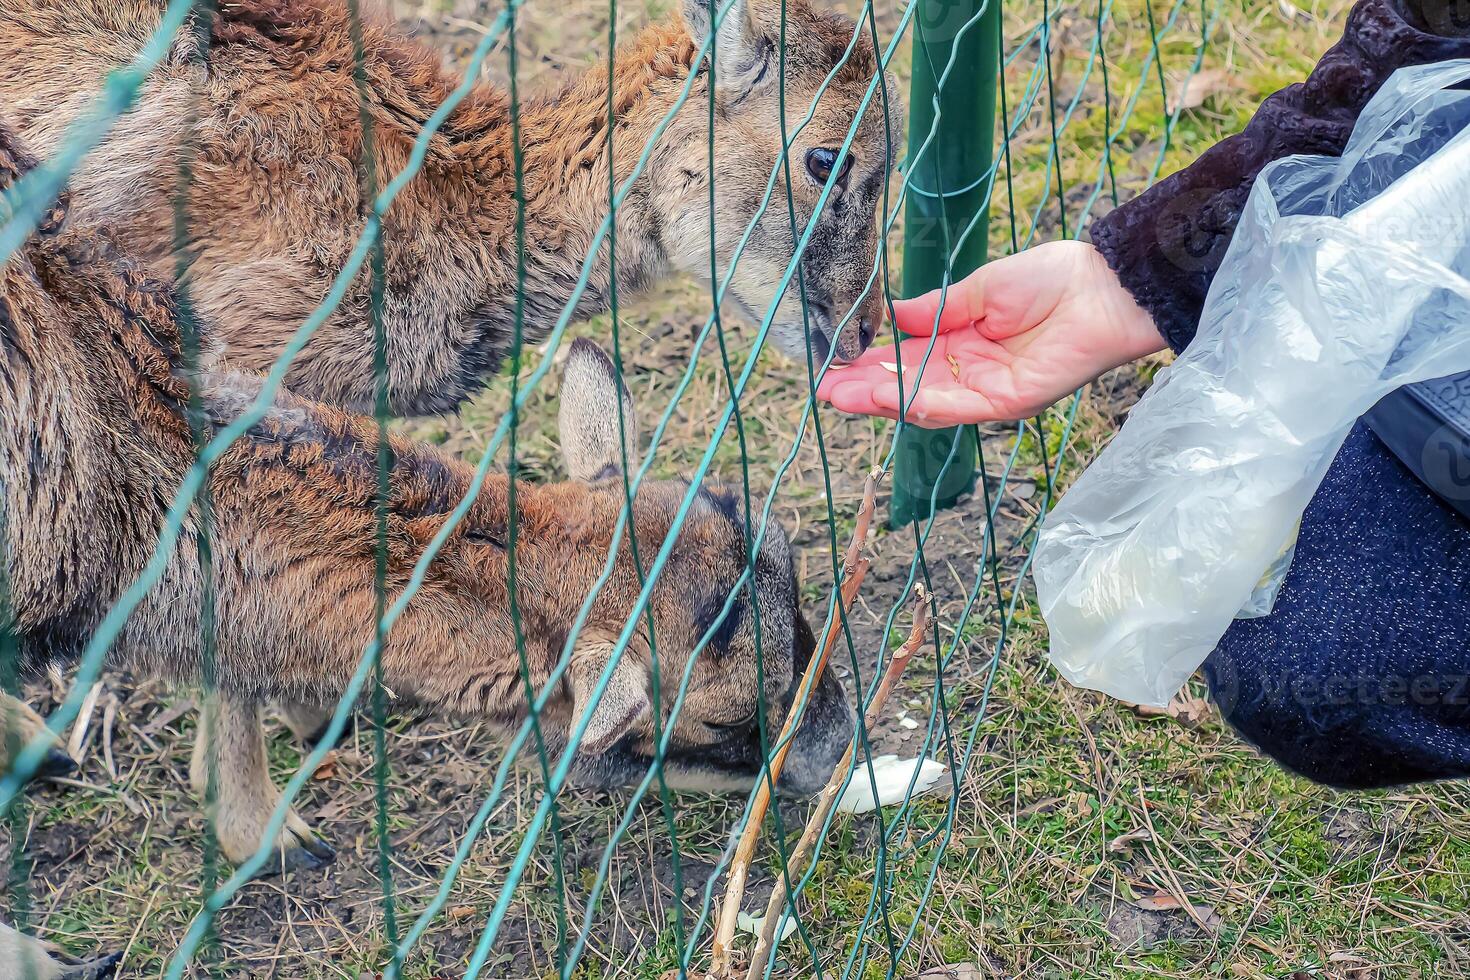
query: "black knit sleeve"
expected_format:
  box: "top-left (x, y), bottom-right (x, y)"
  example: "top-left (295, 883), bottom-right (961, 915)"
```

top-left (1089, 0), bottom-right (1470, 353)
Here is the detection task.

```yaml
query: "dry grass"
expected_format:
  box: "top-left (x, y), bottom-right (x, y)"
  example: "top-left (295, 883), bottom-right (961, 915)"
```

top-left (8, 0), bottom-right (1470, 977)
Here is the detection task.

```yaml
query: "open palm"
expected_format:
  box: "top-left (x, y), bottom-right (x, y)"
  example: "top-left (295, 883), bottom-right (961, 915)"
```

top-left (817, 241), bottom-right (1165, 426)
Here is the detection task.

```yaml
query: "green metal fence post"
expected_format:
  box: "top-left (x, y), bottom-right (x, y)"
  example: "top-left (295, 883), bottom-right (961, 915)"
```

top-left (889, 0), bottom-right (1000, 528)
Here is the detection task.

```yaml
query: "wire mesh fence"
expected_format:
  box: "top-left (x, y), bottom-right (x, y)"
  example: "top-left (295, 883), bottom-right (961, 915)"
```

top-left (0, 0), bottom-right (1221, 975)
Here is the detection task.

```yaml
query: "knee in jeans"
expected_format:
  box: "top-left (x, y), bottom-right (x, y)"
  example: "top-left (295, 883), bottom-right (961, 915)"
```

top-left (1203, 640), bottom-right (1376, 787)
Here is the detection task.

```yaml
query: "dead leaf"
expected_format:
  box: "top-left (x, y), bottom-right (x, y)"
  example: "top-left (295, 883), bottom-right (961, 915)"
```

top-left (448, 905), bottom-right (478, 920)
top-left (1108, 828), bottom-right (1152, 853)
top-left (1132, 892), bottom-right (1224, 933)
top-left (1327, 952), bottom-right (1379, 979)
top-left (1133, 891), bottom-right (1184, 911)
top-left (1170, 694), bottom-right (1212, 726)
top-left (1124, 693), bottom-right (1211, 727)
top-left (313, 799), bottom-right (349, 822)
top-left (311, 750), bottom-right (339, 781)
top-left (1170, 68), bottom-right (1234, 113)
top-left (1016, 795), bottom-right (1064, 819)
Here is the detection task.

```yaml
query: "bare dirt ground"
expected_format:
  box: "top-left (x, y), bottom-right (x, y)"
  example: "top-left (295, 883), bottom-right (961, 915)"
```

top-left (9, 0), bottom-right (1470, 978)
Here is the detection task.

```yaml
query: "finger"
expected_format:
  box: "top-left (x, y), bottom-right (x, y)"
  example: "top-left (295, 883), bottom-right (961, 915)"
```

top-left (819, 335), bottom-right (953, 401)
top-left (821, 378), bottom-right (902, 421)
top-left (816, 361), bottom-right (900, 401)
top-left (864, 335), bottom-right (955, 377)
top-left (890, 272), bottom-right (988, 338)
top-left (870, 381), bottom-right (1001, 426)
top-left (814, 342), bottom-right (912, 397)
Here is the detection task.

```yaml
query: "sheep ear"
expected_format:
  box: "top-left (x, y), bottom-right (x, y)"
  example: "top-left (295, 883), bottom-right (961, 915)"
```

top-left (558, 339), bottom-right (639, 482)
top-left (681, 0), bottom-right (774, 101)
top-left (567, 637), bottom-right (650, 756)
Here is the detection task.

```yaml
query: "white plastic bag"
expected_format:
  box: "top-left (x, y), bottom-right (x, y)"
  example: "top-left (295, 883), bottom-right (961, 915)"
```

top-left (1035, 60), bottom-right (1470, 706)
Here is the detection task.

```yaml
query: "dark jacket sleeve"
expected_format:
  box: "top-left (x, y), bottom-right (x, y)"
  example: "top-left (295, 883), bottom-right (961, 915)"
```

top-left (1089, 0), bottom-right (1470, 353)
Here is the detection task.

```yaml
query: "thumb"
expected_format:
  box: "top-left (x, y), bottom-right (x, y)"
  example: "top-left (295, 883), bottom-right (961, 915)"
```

top-left (890, 271), bottom-right (988, 337)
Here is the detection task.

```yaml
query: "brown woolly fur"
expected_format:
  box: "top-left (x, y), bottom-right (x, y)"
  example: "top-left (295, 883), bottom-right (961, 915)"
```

top-left (0, 120), bottom-right (850, 874)
top-left (0, 0), bottom-right (901, 415)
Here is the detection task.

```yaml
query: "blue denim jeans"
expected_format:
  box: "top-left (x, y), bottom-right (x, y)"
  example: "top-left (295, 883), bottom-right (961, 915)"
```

top-left (1203, 422), bottom-right (1470, 788)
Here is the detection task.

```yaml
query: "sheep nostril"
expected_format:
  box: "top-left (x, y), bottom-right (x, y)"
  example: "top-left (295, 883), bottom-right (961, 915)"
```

top-left (858, 318), bottom-right (876, 351)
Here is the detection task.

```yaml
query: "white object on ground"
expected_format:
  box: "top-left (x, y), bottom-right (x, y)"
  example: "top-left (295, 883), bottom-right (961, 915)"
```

top-left (737, 911), bottom-right (797, 943)
top-left (1035, 59), bottom-right (1470, 706)
top-left (835, 754), bottom-right (948, 814)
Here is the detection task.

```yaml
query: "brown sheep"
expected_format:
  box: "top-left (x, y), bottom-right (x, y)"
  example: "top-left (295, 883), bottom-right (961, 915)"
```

top-left (0, 119), bottom-right (850, 880)
top-left (0, 0), bottom-right (901, 414)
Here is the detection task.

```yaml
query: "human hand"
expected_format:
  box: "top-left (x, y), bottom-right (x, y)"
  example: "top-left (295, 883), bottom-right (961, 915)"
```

top-left (817, 240), bottom-right (1165, 425)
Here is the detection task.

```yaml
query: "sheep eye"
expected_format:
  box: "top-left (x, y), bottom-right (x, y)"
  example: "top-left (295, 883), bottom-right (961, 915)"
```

top-left (805, 148), bottom-right (853, 192)
top-left (708, 705), bottom-right (758, 731)
top-left (464, 529), bottom-right (506, 549)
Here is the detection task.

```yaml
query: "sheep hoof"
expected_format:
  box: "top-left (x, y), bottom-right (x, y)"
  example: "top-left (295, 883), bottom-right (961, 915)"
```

top-left (297, 720), bottom-right (332, 749)
top-left (253, 829), bottom-right (336, 878)
top-left (38, 746), bottom-right (78, 780)
top-left (60, 951), bottom-right (123, 979)
top-left (295, 829), bottom-right (337, 867)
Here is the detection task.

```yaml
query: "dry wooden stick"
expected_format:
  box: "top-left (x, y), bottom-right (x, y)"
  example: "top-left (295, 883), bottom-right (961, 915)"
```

top-left (744, 586), bottom-right (933, 980)
top-left (67, 680), bottom-right (103, 762)
top-left (101, 693), bottom-right (119, 781)
top-left (709, 467), bottom-right (883, 978)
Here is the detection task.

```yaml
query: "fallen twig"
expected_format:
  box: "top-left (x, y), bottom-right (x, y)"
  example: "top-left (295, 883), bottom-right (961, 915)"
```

top-left (709, 466), bottom-right (883, 978)
top-left (101, 694), bottom-right (119, 781)
top-left (744, 586), bottom-right (932, 980)
top-left (140, 699), bottom-right (195, 736)
top-left (67, 681), bottom-right (103, 763)
top-left (44, 775), bottom-right (145, 817)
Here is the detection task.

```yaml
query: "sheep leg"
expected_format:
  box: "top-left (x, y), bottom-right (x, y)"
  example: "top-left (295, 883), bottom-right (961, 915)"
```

top-left (274, 699), bottom-right (334, 746)
top-left (0, 693), bottom-right (76, 783)
top-left (190, 693), bottom-right (335, 874)
top-left (0, 921), bottom-right (121, 979)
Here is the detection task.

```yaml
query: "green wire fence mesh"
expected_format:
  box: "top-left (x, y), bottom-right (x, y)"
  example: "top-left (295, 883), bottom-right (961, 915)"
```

top-left (0, 0), bottom-right (1219, 975)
